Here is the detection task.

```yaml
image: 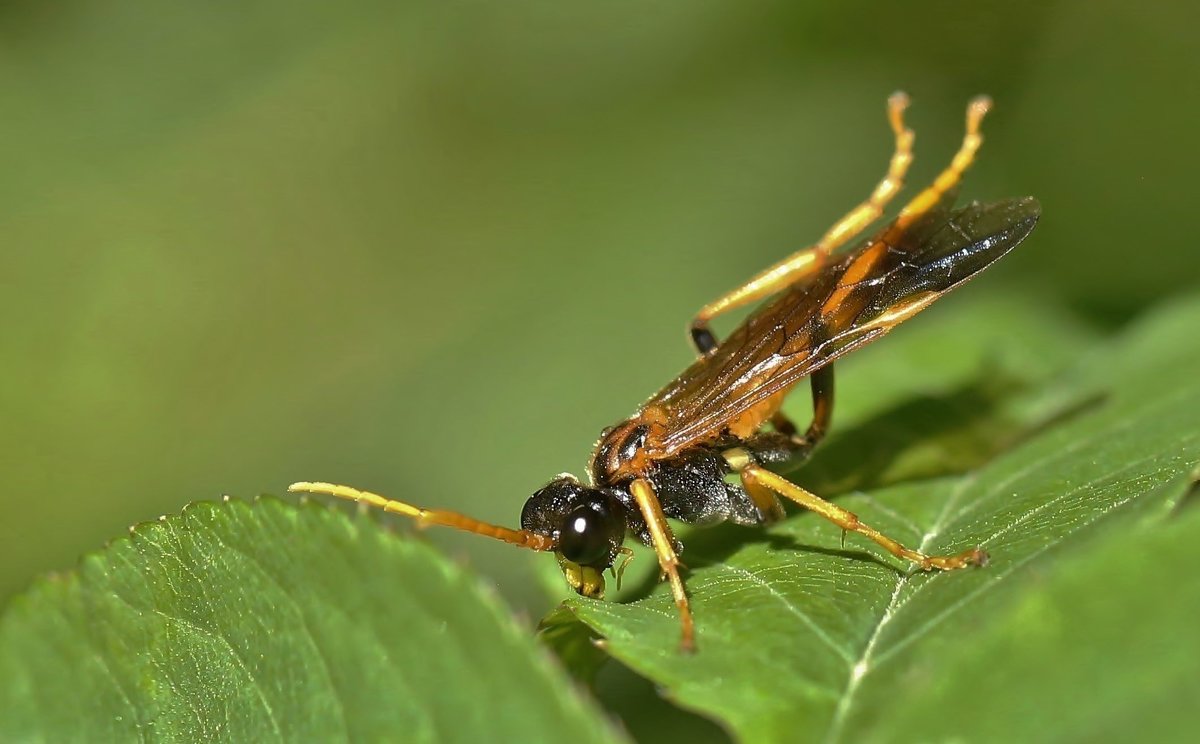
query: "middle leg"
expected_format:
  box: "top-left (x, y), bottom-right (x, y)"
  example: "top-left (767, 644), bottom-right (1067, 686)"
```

top-left (720, 364), bottom-right (834, 524)
top-left (769, 363), bottom-right (835, 456)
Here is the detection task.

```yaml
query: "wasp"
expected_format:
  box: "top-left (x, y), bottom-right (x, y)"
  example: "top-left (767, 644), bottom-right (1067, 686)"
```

top-left (291, 93), bottom-right (1040, 652)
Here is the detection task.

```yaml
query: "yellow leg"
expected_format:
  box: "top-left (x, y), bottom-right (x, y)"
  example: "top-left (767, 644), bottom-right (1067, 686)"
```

top-left (744, 470), bottom-right (788, 524)
top-left (288, 481), bottom-right (555, 552)
top-left (738, 465), bottom-right (987, 570)
top-left (630, 478), bottom-right (696, 653)
top-left (890, 95), bottom-right (991, 234)
top-left (690, 92), bottom-right (915, 354)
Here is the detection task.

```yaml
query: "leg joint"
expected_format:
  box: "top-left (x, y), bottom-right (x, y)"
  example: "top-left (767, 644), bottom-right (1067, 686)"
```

top-left (690, 323), bottom-right (719, 355)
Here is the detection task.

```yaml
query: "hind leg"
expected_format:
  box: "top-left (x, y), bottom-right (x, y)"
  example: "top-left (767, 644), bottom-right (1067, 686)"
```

top-left (734, 464), bottom-right (988, 570)
top-left (690, 92), bottom-right (915, 355)
top-left (886, 95), bottom-right (991, 237)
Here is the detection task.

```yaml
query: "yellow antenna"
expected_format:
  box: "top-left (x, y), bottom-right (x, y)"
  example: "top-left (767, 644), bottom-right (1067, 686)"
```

top-left (288, 481), bottom-right (555, 552)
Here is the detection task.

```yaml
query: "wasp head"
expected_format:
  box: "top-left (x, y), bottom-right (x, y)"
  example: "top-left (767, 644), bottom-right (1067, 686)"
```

top-left (521, 475), bottom-right (626, 599)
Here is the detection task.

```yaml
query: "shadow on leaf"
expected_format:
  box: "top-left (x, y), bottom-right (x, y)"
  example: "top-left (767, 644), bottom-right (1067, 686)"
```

top-left (611, 367), bottom-right (1100, 605)
top-left (797, 366), bottom-right (1100, 495)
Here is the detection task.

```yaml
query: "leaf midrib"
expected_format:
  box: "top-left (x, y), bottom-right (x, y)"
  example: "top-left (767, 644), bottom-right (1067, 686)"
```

top-left (821, 380), bottom-right (1200, 742)
top-left (823, 463), bottom-right (978, 744)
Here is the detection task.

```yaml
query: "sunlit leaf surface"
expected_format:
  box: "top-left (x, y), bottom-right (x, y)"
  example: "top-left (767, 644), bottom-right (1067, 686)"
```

top-left (0, 499), bottom-right (625, 744)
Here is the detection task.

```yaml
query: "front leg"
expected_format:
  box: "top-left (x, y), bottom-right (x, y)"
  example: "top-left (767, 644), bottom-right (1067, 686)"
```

top-left (629, 478), bottom-right (696, 653)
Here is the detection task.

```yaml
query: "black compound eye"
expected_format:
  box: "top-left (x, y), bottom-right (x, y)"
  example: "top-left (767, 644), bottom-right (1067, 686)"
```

top-left (558, 505), bottom-right (612, 566)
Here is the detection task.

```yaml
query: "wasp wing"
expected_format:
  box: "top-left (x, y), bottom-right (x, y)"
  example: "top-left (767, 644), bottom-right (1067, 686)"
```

top-left (644, 196), bottom-right (1041, 457)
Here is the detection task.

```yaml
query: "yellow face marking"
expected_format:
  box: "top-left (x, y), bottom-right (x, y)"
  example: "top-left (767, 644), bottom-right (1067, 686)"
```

top-left (557, 554), bottom-right (605, 598)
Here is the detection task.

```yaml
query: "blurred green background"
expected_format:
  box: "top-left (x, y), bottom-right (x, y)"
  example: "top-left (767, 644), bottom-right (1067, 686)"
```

top-left (1, 0), bottom-right (1195, 709)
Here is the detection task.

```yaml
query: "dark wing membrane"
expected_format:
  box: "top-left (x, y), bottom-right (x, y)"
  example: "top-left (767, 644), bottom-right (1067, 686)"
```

top-left (645, 197), bottom-right (1041, 457)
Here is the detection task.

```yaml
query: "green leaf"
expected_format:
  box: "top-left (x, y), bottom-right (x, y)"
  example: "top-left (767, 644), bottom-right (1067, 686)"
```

top-left (794, 290), bottom-right (1101, 495)
top-left (562, 294), bottom-right (1200, 743)
top-left (0, 499), bottom-right (625, 744)
top-left (868, 477), bottom-right (1200, 743)
top-left (537, 606), bottom-right (608, 686)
